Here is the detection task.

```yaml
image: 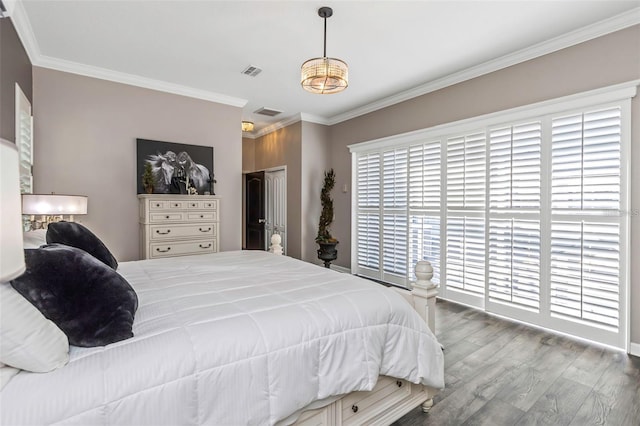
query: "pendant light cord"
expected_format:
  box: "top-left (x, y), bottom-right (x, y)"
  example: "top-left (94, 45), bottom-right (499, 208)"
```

top-left (323, 16), bottom-right (327, 58)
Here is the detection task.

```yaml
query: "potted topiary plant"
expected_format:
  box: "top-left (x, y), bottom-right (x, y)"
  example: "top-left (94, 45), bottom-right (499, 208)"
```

top-left (316, 169), bottom-right (338, 268)
top-left (142, 162), bottom-right (154, 194)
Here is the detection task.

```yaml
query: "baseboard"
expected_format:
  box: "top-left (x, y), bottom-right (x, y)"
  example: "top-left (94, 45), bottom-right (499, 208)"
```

top-left (330, 265), bottom-right (351, 274)
top-left (629, 342), bottom-right (640, 357)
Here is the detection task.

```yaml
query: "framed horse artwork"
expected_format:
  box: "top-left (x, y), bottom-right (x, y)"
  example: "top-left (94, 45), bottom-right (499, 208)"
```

top-left (136, 139), bottom-right (214, 195)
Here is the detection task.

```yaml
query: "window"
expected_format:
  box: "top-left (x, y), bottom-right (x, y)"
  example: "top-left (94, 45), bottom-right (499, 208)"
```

top-left (488, 122), bottom-right (541, 313)
top-left (408, 141), bottom-right (441, 284)
top-left (446, 133), bottom-right (486, 303)
top-left (15, 84), bottom-right (33, 194)
top-left (550, 107), bottom-right (622, 333)
top-left (350, 82), bottom-right (634, 349)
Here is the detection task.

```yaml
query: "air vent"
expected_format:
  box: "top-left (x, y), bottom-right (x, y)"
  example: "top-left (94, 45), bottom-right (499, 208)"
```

top-left (254, 107), bottom-right (282, 117)
top-left (241, 65), bottom-right (262, 77)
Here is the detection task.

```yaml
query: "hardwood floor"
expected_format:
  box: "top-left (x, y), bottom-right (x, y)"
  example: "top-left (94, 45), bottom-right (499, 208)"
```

top-left (393, 300), bottom-right (640, 426)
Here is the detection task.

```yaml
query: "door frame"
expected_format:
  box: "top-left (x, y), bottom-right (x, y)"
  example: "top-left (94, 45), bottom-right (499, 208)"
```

top-left (242, 166), bottom-right (287, 253)
top-left (264, 166), bottom-right (287, 255)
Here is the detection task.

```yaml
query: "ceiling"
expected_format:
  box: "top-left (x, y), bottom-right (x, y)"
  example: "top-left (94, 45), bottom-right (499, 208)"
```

top-left (12, 1), bottom-right (640, 135)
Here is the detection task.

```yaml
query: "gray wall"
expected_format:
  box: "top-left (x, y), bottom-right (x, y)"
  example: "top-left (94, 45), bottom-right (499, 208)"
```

top-left (300, 121), bottom-right (330, 264)
top-left (253, 121), bottom-right (302, 259)
top-left (0, 17), bottom-right (32, 142)
top-left (32, 67), bottom-right (243, 261)
top-left (244, 121), bottom-right (330, 263)
top-left (329, 25), bottom-right (640, 344)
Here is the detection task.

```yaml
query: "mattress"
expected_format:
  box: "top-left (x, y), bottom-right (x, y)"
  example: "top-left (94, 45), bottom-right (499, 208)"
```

top-left (1, 250), bottom-right (444, 425)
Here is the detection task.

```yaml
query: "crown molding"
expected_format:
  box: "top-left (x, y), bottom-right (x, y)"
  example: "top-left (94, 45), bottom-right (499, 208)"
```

top-left (8, 0), bottom-right (41, 62)
top-left (250, 113), bottom-right (331, 138)
top-left (324, 7), bottom-right (640, 126)
top-left (35, 55), bottom-right (247, 107)
top-left (299, 113), bottom-right (331, 125)
top-left (252, 114), bottom-right (302, 139)
top-left (9, 0), bottom-right (247, 108)
top-left (10, 0), bottom-right (640, 127)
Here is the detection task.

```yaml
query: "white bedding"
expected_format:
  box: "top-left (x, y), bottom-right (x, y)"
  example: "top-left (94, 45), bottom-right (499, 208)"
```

top-left (1, 251), bottom-right (444, 425)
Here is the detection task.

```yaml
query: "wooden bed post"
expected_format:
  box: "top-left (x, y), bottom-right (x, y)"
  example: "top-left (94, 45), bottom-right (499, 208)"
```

top-left (410, 260), bottom-right (437, 334)
top-left (410, 260), bottom-right (438, 413)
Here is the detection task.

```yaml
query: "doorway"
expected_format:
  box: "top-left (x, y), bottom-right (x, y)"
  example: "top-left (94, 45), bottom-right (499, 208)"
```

top-left (245, 171), bottom-right (265, 250)
top-left (244, 167), bottom-right (287, 253)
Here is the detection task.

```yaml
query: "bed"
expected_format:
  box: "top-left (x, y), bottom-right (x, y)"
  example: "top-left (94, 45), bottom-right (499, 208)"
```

top-left (1, 246), bottom-right (443, 425)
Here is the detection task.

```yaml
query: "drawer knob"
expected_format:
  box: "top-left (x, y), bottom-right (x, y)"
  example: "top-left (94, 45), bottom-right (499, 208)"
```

top-left (155, 203), bottom-right (161, 207)
top-left (351, 405), bottom-right (358, 413)
top-left (156, 230), bottom-right (171, 235)
top-left (396, 380), bottom-right (403, 388)
top-left (199, 227), bottom-right (212, 232)
top-left (200, 215), bottom-right (204, 218)
top-left (174, 203), bottom-right (179, 207)
top-left (165, 215), bottom-right (170, 219)
top-left (191, 203), bottom-right (197, 207)
top-left (199, 243), bottom-right (212, 249)
top-left (156, 247), bottom-right (171, 253)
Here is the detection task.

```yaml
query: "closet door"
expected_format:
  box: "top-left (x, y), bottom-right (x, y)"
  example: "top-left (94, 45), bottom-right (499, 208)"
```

top-left (265, 169), bottom-right (287, 255)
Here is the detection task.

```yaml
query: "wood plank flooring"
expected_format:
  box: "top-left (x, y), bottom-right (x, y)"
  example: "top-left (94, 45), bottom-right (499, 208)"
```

top-left (393, 300), bottom-right (640, 426)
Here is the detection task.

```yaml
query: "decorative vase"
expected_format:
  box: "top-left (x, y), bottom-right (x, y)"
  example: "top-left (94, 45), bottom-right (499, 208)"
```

top-left (317, 241), bottom-right (338, 268)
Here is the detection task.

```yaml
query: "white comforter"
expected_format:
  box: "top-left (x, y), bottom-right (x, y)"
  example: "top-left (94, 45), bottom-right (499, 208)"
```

top-left (1, 251), bottom-right (444, 425)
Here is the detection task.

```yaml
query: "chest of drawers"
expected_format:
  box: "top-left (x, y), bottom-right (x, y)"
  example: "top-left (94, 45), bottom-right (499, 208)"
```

top-left (138, 194), bottom-right (220, 259)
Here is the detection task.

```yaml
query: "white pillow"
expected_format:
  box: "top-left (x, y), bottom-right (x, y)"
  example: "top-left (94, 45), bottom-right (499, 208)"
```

top-left (0, 282), bottom-right (69, 373)
top-left (23, 229), bottom-right (47, 248)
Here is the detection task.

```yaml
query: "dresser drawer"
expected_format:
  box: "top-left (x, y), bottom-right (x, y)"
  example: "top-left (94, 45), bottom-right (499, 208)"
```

top-left (148, 200), bottom-right (187, 210)
top-left (186, 211), bottom-right (218, 221)
top-left (342, 377), bottom-right (411, 424)
top-left (150, 223), bottom-right (217, 240)
top-left (150, 212), bottom-right (185, 223)
top-left (149, 239), bottom-right (217, 258)
top-left (149, 200), bottom-right (169, 210)
top-left (185, 200), bottom-right (219, 210)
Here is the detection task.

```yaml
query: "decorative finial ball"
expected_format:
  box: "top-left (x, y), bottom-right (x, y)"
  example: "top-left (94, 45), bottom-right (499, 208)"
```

top-left (415, 260), bottom-right (434, 282)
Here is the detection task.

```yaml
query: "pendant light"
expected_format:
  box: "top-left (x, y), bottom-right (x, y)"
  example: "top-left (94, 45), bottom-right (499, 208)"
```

top-left (301, 6), bottom-right (348, 94)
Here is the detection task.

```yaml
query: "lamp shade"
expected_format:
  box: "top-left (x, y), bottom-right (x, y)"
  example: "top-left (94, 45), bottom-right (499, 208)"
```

top-left (0, 139), bottom-right (26, 281)
top-left (22, 194), bottom-right (88, 216)
top-left (301, 57), bottom-right (348, 94)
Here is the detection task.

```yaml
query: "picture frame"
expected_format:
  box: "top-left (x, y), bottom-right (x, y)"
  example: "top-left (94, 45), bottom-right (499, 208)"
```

top-left (136, 139), bottom-right (214, 195)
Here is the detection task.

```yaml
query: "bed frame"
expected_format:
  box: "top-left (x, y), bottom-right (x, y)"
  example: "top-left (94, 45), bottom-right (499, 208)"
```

top-left (270, 235), bottom-right (440, 425)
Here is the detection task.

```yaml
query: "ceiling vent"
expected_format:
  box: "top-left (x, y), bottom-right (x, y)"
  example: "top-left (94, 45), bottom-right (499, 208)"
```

top-left (254, 107), bottom-right (282, 117)
top-left (241, 65), bottom-right (262, 77)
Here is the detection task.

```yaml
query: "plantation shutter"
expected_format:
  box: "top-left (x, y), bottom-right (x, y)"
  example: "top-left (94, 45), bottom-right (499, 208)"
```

top-left (382, 148), bottom-right (408, 283)
top-left (446, 133), bottom-right (485, 298)
top-left (550, 107), bottom-right (622, 331)
top-left (351, 84), bottom-right (631, 348)
top-left (15, 84), bottom-right (33, 194)
top-left (356, 153), bottom-right (381, 272)
top-left (488, 123), bottom-right (541, 311)
top-left (408, 141), bottom-right (441, 284)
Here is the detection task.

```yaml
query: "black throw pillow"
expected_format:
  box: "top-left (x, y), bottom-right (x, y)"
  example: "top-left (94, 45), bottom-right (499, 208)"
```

top-left (11, 244), bottom-right (138, 347)
top-left (47, 221), bottom-right (118, 270)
